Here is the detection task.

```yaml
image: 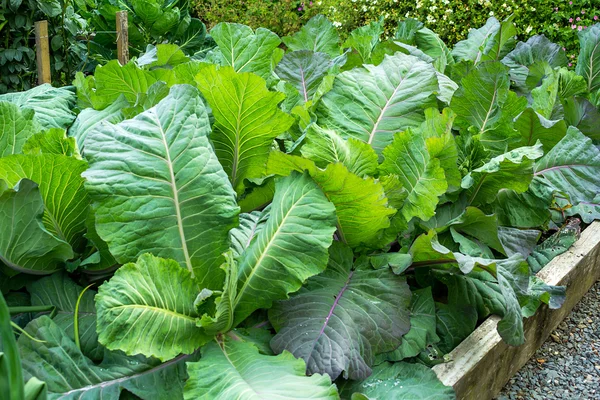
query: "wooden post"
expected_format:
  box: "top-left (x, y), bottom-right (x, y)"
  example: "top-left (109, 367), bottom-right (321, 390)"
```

top-left (116, 11), bottom-right (129, 65)
top-left (34, 20), bottom-right (51, 85)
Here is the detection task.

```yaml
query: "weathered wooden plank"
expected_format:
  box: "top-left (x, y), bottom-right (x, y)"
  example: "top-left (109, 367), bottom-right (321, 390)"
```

top-left (34, 20), bottom-right (51, 85)
top-left (432, 221), bottom-right (600, 400)
top-left (116, 11), bottom-right (129, 65)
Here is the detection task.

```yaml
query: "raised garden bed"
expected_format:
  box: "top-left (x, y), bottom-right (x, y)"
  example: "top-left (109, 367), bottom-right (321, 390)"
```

top-left (433, 221), bottom-right (600, 400)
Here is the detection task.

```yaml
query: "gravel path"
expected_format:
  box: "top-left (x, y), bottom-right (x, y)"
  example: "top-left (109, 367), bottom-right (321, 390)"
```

top-left (498, 280), bottom-right (600, 400)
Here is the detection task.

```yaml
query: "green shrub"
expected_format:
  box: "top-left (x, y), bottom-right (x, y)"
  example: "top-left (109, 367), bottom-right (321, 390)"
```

top-left (320, 0), bottom-right (600, 63)
top-left (194, 0), bottom-right (326, 36)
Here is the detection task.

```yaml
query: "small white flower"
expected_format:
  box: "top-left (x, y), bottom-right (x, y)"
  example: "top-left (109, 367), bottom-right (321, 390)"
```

top-left (525, 25), bottom-right (533, 33)
top-left (333, 21), bottom-right (342, 28)
top-left (489, 11), bottom-right (494, 16)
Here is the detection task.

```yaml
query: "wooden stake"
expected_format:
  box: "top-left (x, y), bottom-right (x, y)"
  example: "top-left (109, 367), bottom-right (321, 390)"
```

top-left (34, 20), bottom-right (51, 85)
top-left (116, 11), bottom-right (129, 65)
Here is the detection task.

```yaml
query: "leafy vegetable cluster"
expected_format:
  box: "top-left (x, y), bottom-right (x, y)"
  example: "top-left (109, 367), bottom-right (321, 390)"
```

top-left (1, 14), bottom-right (600, 400)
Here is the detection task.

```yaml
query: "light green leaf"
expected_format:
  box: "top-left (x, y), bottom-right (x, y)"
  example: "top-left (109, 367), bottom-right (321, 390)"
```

top-left (446, 207), bottom-right (505, 254)
top-left (22, 129), bottom-right (79, 157)
top-left (238, 178), bottom-right (276, 213)
top-left (576, 24), bottom-right (600, 93)
top-left (530, 64), bottom-right (559, 118)
top-left (275, 51), bottom-right (332, 103)
top-left (92, 60), bottom-right (175, 107)
top-left (96, 253), bottom-right (208, 361)
top-left (137, 44), bottom-right (189, 68)
top-left (343, 17), bottom-right (384, 64)
top-left (414, 27), bottom-right (454, 72)
top-left (421, 108), bottom-right (460, 191)
top-left (450, 61), bottom-right (526, 152)
top-left (270, 242), bottom-right (411, 380)
top-left (0, 84), bottom-right (76, 130)
top-left (195, 66), bottom-right (294, 194)
top-left (451, 17), bottom-right (500, 64)
top-left (0, 154), bottom-right (89, 249)
top-left (339, 362), bottom-right (456, 400)
top-left (282, 15), bottom-right (340, 58)
top-left (232, 172), bottom-right (337, 326)
top-left (210, 23), bottom-right (281, 79)
top-left (19, 316), bottom-right (194, 400)
top-left (0, 179), bottom-right (72, 274)
top-left (379, 130), bottom-right (448, 222)
top-left (83, 85), bottom-right (239, 288)
top-left (378, 287), bottom-right (439, 362)
top-left (0, 101), bottom-right (38, 157)
top-left (558, 67), bottom-right (588, 98)
top-left (533, 127), bottom-right (600, 206)
top-left (267, 152), bottom-right (395, 248)
top-left (512, 108), bottom-right (567, 153)
top-left (185, 337), bottom-right (338, 400)
top-left (461, 144), bottom-right (544, 206)
top-left (300, 124), bottom-right (379, 178)
top-left (502, 35), bottom-right (568, 92)
top-left (229, 210), bottom-right (269, 260)
top-left (316, 53), bottom-right (439, 155)
top-left (68, 94), bottom-right (128, 153)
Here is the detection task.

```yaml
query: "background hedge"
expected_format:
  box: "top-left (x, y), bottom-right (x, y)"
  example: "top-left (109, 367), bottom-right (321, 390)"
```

top-left (194, 0), bottom-right (600, 63)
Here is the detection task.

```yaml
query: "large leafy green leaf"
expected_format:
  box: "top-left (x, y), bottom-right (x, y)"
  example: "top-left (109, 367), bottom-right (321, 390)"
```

top-left (450, 61), bottom-right (526, 152)
top-left (229, 210), bottom-right (269, 260)
top-left (451, 17), bottom-right (514, 64)
top-left (83, 85), bottom-right (239, 288)
top-left (576, 24), bottom-right (600, 93)
top-left (19, 316), bottom-right (194, 400)
top-left (184, 337), bottom-right (339, 399)
top-left (282, 15), bottom-right (340, 58)
top-left (316, 53), bottom-right (439, 155)
top-left (195, 65), bottom-right (294, 194)
top-left (232, 172), bottom-right (337, 326)
top-left (0, 84), bottom-right (76, 130)
top-left (0, 154), bottom-right (89, 248)
top-left (0, 179), bottom-right (72, 274)
top-left (300, 124), bottom-right (379, 178)
top-left (562, 96), bottom-right (600, 140)
top-left (343, 17), bottom-right (384, 65)
top-left (209, 23), bottom-right (281, 79)
top-left (379, 130), bottom-right (448, 222)
top-left (435, 302), bottom-right (478, 354)
top-left (512, 108), bottom-right (567, 152)
top-left (419, 108), bottom-right (461, 191)
top-left (275, 51), bottom-right (332, 103)
top-left (339, 361), bottom-right (456, 399)
top-left (532, 127), bottom-right (600, 207)
top-left (27, 273), bottom-right (102, 360)
top-left (68, 94), bottom-right (128, 153)
top-left (269, 242), bottom-right (411, 380)
top-left (494, 188), bottom-right (551, 228)
top-left (461, 144), bottom-right (544, 206)
top-left (0, 101), bottom-right (38, 157)
top-left (22, 129), bottom-right (79, 157)
top-left (502, 35), bottom-right (568, 92)
top-left (91, 61), bottom-right (175, 107)
top-left (96, 253), bottom-right (208, 361)
top-left (267, 152), bottom-right (396, 248)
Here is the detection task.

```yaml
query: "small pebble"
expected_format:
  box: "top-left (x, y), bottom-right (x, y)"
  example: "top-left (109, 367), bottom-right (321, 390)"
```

top-left (498, 280), bottom-right (600, 399)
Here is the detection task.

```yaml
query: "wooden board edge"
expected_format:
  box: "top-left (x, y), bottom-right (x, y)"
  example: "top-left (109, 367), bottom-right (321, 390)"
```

top-left (432, 221), bottom-right (600, 400)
